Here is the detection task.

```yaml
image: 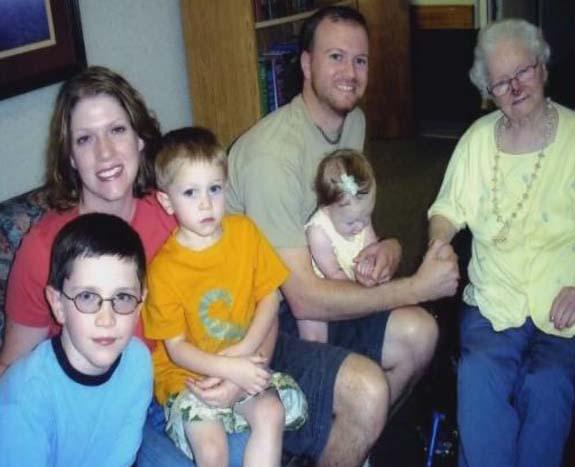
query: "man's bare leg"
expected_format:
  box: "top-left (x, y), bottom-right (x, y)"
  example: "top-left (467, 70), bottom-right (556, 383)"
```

top-left (381, 305), bottom-right (439, 411)
top-left (318, 354), bottom-right (389, 467)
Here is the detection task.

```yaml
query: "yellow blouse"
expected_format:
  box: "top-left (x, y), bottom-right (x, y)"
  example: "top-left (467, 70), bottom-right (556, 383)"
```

top-left (429, 103), bottom-right (575, 337)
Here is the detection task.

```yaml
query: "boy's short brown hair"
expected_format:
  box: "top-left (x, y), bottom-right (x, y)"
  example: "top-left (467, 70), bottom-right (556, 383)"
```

top-left (155, 127), bottom-right (227, 191)
top-left (48, 213), bottom-right (146, 292)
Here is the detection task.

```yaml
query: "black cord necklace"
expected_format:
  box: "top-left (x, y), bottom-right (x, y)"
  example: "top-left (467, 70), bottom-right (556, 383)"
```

top-left (316, 124), bottom-right (342, 145)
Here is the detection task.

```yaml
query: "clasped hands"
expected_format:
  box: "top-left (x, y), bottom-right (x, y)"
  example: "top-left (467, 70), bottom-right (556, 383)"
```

top-left (353, 238), bottom-right (402, 286)
top-left (352, 237), bottom-right (460, 303)
top-left (185, 344), bottom-right (271, 409)
top-left (414, 239), bottom-right (460, 302)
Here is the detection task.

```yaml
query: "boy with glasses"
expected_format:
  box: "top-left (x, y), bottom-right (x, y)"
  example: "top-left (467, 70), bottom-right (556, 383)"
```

top-left (0, 213), bottom-right (152, 467)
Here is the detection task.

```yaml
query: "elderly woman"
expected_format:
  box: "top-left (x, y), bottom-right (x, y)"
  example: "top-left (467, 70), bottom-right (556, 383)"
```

top-left (428, 19), bottom-right (575, 467)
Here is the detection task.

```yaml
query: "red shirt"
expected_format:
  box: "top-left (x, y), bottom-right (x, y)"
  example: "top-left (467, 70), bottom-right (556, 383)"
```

top-left (6, 194), bottom-right (176, 348)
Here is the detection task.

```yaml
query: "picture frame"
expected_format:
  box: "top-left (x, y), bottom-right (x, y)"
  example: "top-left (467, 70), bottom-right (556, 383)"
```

top-left (0, 0), bottom-right (86, 100)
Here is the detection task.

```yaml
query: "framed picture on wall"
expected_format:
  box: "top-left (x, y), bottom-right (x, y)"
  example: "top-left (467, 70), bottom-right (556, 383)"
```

top-left (0, 0), bottom-right (86, 100)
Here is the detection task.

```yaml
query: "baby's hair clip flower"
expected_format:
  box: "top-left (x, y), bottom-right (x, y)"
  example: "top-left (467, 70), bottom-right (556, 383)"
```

top-left (340, 173), bottom-right (358, 196)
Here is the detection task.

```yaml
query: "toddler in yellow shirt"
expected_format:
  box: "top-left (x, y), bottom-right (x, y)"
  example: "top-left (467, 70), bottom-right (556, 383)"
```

top-left (142, 127), bottom-right (306, 466)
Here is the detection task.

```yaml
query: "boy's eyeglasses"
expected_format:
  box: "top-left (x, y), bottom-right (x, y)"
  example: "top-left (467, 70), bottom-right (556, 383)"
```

top-left (487, 61), bottom-right (539, 97)
top-left (61, 290), bottom-right (142, 315)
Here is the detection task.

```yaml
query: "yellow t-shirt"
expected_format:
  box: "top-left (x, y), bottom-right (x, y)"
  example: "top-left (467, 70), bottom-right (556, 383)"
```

top-left (429, 103), bottom-right (575, 337)
top-left (142, 215), bottom-right (289, 404)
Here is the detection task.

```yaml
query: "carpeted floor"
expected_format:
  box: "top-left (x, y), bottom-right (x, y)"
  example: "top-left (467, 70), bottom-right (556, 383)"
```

top-left (365, 137), bottom-right (460, 467)
top-left (366, 137), bottom-right (456, 277)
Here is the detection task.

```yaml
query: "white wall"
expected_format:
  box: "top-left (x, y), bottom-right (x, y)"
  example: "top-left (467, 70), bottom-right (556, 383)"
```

top-left (0, 0), bottom-right (192, 202)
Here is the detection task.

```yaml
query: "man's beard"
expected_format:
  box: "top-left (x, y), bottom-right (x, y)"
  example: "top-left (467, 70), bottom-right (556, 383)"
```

top-left (311, 80), bottom-right (360, 117)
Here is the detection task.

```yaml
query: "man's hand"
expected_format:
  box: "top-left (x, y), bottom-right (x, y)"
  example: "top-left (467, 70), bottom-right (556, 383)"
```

top-left (413, 240), bottom-right (459, 302)
top-left (186, 377), bottom-right (245, 409)
top-left (354, 238), bottom-right (402, 286)
top-left (550, 287), bottom-right (575, 330)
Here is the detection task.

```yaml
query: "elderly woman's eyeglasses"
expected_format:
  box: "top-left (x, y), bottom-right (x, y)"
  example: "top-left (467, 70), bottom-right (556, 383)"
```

top-left (487, 61), bottom-right (539, 97)
top-left (61, 290), bottom-right (142, 315)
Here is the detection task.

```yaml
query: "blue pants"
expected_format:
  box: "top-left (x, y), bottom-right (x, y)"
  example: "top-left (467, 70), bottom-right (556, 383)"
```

top-left (136, 400), bottom-right (249, 466)
top-left (457, 305), bottom-right (575, 467)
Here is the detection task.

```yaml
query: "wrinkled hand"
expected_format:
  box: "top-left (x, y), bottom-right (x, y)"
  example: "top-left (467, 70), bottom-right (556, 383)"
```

top-left (549, 287), bottom-right (575, 330)
top-left (227, 355), bottom-right (271, 395)
top-left (436, 241), bottom-right (457, 262)
top-left (414, 240), bottom-right (459, 302)
top-left (186, 377), bottom-right (245, 409)
top-left (354, 238), bottom-right (402, 286)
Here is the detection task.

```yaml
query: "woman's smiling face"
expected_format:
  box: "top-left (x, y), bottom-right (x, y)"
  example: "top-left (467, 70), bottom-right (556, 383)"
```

top-left (69, 94), bottom-right (144, 210)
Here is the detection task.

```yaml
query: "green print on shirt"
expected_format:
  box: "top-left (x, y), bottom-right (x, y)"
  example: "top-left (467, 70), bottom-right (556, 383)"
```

top-left (199, 289), bottom-right (244, 341)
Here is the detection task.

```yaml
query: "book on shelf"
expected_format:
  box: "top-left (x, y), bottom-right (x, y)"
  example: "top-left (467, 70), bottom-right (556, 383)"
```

top-left (257, 57), bottom-right (269, 115)
top-left (253, 0), bottom-right (264, 21)
top-left (253, 0), bottom-right (314, 21)
top-left (258, 41), bottom-right (302, 115)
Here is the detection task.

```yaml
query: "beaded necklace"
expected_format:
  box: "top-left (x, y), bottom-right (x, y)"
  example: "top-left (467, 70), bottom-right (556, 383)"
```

top-left (491, 102), bottom-right (557, 246)
top-left (316, 124), bottom-right (342, 145)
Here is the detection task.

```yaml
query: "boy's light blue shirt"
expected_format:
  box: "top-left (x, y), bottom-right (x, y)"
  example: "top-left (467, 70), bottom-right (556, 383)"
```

top-left (0, 336), bottom-right (152, 467)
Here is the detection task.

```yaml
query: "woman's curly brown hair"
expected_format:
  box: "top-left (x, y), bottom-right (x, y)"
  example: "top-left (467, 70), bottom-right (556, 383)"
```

top-left (45, 66), bottom-right (161, 211)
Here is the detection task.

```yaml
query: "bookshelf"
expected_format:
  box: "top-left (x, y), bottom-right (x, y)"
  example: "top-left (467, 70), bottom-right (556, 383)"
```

top-left (180, 0), bottom-right (412, 147)
top-left (254, 1), bottom-right (356, 30)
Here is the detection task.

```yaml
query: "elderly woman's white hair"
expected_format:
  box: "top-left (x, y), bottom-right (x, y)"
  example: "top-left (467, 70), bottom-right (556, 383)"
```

top-left (469, 18), bottom-right (551, 99)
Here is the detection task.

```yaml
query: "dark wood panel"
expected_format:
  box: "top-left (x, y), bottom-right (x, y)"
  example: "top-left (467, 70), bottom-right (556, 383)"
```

top-left (412, 5), bottom-right (474, 30)
top-left (359, 0), bottom-right (413, 138)
top-left (412, 28), bottom-right (482, 137)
